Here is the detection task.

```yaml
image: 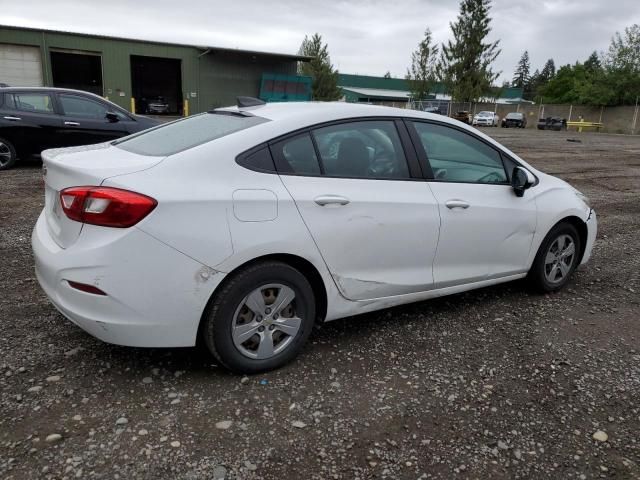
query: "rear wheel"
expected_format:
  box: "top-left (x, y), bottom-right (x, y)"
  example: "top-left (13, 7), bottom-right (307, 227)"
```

top-left (0, 137), bottom-right (17, 170)
top-left (529, 222), bottom-right (581, 293)
top-left (201, 261), bottom-right (315, 373)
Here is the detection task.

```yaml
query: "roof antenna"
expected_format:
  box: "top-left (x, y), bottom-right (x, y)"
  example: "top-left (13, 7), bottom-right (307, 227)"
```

top-left (237, 96), bottom-right (266, 108)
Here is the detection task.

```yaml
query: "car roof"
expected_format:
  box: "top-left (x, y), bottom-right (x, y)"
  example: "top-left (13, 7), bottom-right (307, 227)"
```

top-left (217, 101), bottom-right (460, 128)
top-left (0, 86), bottom-right (108, 101)
top-left (0, 86), bottom-right (132, 114)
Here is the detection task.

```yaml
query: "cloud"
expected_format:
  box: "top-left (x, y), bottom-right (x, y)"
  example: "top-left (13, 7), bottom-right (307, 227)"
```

top-left (2, 0), bottom-right (639, 81)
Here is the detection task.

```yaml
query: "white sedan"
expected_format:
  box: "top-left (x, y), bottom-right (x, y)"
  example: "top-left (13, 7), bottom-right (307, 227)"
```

top-left (32, 99), bottom-right (597, 373)
top-left (473, 111), bottom-right (499, 127)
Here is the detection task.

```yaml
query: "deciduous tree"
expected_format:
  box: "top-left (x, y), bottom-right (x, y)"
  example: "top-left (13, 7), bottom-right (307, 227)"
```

top-left (406, 29), bottom-right (439, 101)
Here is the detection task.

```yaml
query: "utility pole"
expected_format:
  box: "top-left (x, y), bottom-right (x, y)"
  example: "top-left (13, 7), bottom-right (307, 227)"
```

top-left (632, 96), bottom-right (639, 135)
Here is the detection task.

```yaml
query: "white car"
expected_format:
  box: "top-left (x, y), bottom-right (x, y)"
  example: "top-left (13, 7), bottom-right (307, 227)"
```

top-left (473, 111), bottom-right (499, 127)
top-left (32, 99), bottom-right (597, 373)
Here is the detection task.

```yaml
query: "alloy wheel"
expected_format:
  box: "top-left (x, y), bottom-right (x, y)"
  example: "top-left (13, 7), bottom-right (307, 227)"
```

top-left (544, 234), bottom-right (576, 284)
top-left (231, 283), bottom-right (302, 359)
top-left (0, 142), bottom-right (12, 168)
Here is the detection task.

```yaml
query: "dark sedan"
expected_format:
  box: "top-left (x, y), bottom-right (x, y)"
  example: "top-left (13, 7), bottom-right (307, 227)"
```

top-left (537, 116), bottom-right (567, 131)
top-left (0, 87), bottom-right (160, 170)
top-left (502, 112), bottom-right (527, 128)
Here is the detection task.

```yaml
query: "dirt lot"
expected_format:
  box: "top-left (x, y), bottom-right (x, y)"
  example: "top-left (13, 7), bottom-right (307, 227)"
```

top-left (1, 129), bottom-right (639, 479)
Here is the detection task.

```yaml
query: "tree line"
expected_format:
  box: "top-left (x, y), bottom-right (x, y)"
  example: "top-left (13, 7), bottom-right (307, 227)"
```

top-left (298, 0), bottom-right (640, 106)
top-left (510, 25), bottom-right (640, 105)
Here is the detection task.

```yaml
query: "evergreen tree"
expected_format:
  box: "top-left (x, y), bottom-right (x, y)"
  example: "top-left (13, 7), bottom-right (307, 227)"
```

top-left (512, 50), bottom-right (531, 88)
top-left (298, 34), bottom-right (342, 101)
top-left (540, 58), bottom-right (556, 82)
top-left (406, 29), bottom-right (439, 101)
top-left (439, 0), bottom-right (501, 102)
top-left (383, 71), bottom-right (392, 79)
top-left (584, 51), bottom-right (602, 74)
top-left (524, 68), bottom-right (540, 100)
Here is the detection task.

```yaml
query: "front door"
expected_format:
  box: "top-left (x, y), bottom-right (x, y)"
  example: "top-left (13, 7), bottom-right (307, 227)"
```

top-left (56, 92), bottom-right (130, 146)
top-left (408, 120), bottom-right (537, 287)
top-left (274, 120), bottom-right (441, 301)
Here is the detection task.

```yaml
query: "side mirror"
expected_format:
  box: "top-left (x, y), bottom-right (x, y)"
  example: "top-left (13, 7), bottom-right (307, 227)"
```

top-left (511, 167), bottom-right (535, 197)
top-left (105, 111), bottom-right (119, 123)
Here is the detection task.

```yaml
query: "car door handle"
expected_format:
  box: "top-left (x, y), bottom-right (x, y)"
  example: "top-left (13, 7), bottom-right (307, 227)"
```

top-left (64, 121), bottom-right (80, 126)
top-left (3, 116), bottom-right (21, 121)
top-left (445, 200), bottom-right (470, 209)
top-left (314, 195), bottom-right (350, 206)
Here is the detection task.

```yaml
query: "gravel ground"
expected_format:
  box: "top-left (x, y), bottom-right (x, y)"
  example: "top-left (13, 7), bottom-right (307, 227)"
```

top-left (1, 129), bottom-right (639, 479)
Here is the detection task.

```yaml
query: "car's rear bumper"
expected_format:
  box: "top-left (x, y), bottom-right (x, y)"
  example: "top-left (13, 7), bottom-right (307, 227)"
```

top-left (580, 209), bottom-right (597, 265)
top-left (32, 211), bottom-right (224, 347)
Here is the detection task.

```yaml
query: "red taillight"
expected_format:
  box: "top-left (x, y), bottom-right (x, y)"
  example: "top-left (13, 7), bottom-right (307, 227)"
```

top-left (59, 187), bottom-right (157, 228)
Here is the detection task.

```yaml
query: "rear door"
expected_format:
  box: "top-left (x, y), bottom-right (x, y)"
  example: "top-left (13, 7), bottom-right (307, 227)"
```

top-left (56, 92), bottom-right (130, 146)
top-left (407, 120), bottom-right (537, 287)
top-left (1, 91), bottom-right (64, 155)
top-left (275, 118), bottom-right (441, 301)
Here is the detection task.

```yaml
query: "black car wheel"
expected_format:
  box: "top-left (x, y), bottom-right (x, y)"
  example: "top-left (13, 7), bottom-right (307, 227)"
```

top-left (529, 222), bottom-right (581, 293)
top-left (0, 137), bottom-right (18, 170)
top-left (201, 260), bottom-right (316, 373)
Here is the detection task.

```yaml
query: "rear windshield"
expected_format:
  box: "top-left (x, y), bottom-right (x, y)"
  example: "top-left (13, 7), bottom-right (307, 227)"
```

top-left (114, 112), bottom-right (269, 156)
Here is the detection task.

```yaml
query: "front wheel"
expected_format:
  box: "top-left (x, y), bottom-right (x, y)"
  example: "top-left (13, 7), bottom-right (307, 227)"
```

top-left (201, 261), bottom-right (315, 373)
top-left (0, 137), bottom-right (18, 170)
top-left (529, 222), bottom-right (581, 293)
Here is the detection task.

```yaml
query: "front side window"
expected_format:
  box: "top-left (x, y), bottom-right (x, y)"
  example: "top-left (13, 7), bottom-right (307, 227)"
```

top-left (312, 121), bottom-right (410, 179)
top-left (59, 94), bottom-right (108, 119)
top-left (12, 93), bottom-right (54, 114)
top-left (114, 112), bottom-right (269, 156)
top-left (412, 122), bottom-right (507, 184)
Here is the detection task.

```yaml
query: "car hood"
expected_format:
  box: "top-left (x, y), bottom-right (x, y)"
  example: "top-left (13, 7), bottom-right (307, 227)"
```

top-left (132, 115), bottom-right (162, 128)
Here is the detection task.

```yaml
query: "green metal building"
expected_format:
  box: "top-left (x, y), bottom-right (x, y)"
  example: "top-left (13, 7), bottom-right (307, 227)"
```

top-left (0, 25), bottom-right (310, 115)
top-left (338, 73), bottom-right (526, 105)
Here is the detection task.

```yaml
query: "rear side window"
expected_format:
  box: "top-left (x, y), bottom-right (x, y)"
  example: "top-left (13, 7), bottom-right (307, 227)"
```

top-left (312, 120), bottom-right (410, 179)
top-left (11, 93), bottom-right (54, 113)
top-left (270, 133), bottom-right (321, 175)
top-left (114, 113), bottom-right (269, 156)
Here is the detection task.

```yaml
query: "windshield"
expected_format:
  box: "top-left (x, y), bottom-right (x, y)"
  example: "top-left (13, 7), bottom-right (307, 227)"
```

top-left (506, 113), bottom-right (523, 119)
top-left (114, 112), bottom-right (269, 156)
top-left (477, 111), bottom-right (493, 116)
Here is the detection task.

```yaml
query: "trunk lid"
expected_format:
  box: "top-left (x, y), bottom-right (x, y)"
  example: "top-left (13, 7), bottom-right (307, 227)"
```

top-left (42, 142), bottom-right (164, 248)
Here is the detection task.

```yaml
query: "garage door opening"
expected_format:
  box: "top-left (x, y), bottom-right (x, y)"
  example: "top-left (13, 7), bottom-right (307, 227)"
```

top-left (51, 50), bottom-right (103, 95)
top-left (130, 55), bottom-right (182, 115)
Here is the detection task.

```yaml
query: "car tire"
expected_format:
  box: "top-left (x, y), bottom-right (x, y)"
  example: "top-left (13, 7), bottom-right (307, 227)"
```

top-left (0, 137), bottom-right (18, 171)
top-left (528, 222), bottom-right (582, 293)
top-left (201, 261), bottom-right (316, 373)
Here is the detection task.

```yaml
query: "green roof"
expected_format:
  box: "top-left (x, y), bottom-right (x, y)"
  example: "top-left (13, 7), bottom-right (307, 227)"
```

top-left (338, 73), bottom-right (523, 99)
top-left (338, 74), bottom-right (409, 91)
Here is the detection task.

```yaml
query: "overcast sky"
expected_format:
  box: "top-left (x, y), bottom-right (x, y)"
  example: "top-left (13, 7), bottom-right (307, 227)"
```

top-left (2, 0), bottom-right (639, 82)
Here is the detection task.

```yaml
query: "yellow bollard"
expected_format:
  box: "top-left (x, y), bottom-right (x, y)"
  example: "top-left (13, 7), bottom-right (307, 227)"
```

top-left (184, 99), bottom-right (189, 117)
top-left (130, 97), bottom-right (136, 114)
